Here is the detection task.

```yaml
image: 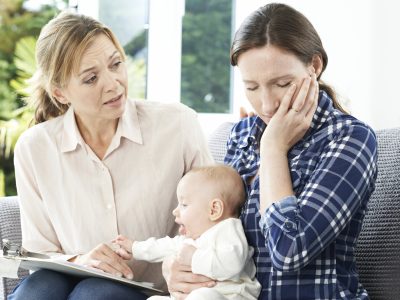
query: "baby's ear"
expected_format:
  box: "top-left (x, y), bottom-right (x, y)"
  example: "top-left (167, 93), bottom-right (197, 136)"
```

top-left (209, 198), bottom-right (224, 221)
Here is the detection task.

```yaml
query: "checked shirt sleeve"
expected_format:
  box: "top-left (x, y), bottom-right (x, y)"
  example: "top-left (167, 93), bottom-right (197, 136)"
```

top-left (260, 123), bottom-right (378, 272)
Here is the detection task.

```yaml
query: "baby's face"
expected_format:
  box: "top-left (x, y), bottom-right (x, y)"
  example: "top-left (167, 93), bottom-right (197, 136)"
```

top-left (173, 174), bottom-right (214, 239)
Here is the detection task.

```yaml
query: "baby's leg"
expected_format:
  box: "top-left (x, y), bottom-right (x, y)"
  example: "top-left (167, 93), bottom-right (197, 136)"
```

top-left (186, 287), bottom-right (228, 300)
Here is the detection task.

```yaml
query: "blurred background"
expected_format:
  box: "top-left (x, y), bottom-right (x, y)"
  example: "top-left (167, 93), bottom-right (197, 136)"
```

top-left (1, 0), bottom-right (399, 196)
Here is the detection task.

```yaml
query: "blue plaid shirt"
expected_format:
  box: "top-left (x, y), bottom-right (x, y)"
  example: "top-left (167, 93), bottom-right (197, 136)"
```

top-left (225, 91), bottom-right (377, 300)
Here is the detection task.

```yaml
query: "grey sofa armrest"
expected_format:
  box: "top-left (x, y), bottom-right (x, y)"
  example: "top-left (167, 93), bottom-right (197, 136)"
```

top-left (355, 127), bottom-right (400, 299)
top-left (0, 196), bottom-right (28, 299)
top-left (208, 122), bottom-right (234, 164)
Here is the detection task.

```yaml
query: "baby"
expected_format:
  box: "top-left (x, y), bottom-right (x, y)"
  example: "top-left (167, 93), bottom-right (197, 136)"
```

top-left (114, 165), bottom-right (261, 300)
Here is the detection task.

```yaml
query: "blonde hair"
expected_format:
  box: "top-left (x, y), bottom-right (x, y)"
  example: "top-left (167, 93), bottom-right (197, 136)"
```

top-left (187, 165), bottom-right (246, 217)
top-left (28, 11), bottom-right (126, 124)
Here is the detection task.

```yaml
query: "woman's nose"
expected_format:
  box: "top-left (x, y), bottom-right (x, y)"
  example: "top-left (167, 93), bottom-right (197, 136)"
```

top-left (261, 102), bottom-right (275, 116)
top-left (104, 70), bottom-right (119, 93)
top-left (261, 93), bottom-right (278, 116)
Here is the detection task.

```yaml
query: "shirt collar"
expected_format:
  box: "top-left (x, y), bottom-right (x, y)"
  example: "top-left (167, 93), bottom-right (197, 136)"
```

top-left (61, 107), bottom-right (83, 153)
top-left (60, 99), bottom-right (143, 153)
top-left (307, 90), bottom-right (334, 135)
top-left (237, 116), bottom-right (266, 149)
top-left (117, 99), bottom-right (143, 144)
top-left (237, 90), bottom-right (334, 149)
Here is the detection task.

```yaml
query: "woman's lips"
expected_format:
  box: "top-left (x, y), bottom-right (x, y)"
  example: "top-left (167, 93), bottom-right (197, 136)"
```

top-left (104, 94), bottom-right (122, 105)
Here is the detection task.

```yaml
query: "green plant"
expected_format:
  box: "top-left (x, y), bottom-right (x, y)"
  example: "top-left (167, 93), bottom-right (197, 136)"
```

top-left (10, 36), bottom-right (37, 96)
top-left (0, 0), bottom-right (61, 196)
top-left (0, 106), bottom-right (33, 196)
top-left (0, 36), bottom-right (36, 196)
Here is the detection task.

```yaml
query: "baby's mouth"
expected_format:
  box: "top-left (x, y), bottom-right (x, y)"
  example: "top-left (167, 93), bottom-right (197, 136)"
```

top-left (179, 225), bottom-right (187, 235)
top-left (176, 221), bottom-right (187, 235)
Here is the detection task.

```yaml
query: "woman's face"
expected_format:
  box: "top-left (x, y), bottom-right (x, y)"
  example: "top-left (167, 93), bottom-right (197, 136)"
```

top-left (237, 45), bottom-right (314, 124)
top-left (54, 34), bottom-right (128, 125)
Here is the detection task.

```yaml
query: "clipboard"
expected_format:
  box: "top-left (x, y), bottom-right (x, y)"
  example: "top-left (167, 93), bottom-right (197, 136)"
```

top-left (1, 239), bottom-right (165, 295)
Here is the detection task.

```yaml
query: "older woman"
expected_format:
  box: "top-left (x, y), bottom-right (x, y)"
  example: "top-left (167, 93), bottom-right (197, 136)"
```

top-left (10, 11), bottom-right (212, 300)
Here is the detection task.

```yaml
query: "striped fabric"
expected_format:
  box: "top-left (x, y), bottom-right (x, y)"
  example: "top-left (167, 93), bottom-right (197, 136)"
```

top-left (0, 197), bottom-right (28, 299)
top-left (225, 91), bottom-right (378, 299)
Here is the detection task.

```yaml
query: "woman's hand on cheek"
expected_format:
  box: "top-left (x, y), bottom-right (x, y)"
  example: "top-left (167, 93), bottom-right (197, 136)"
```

top-left (162, 256), bottom-right (216, 299)
top-left (261, 73), bottom-right (319, 153)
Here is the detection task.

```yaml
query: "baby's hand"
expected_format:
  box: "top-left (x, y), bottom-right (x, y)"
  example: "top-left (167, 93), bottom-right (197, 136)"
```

top-left (176, 243), bottom-right (196, 267)
top-left (112, 235), bottom-right (133, 260)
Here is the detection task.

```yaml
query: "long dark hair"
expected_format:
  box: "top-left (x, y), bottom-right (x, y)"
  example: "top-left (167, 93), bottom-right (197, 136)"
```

top-left (231, 3), bottom-right (347, 113)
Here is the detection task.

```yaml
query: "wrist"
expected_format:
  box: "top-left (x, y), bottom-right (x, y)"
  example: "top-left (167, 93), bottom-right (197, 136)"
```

top-left (260, 145), bottom-right (288, 160)
top-left (178, 254), bottom-right (193, 266)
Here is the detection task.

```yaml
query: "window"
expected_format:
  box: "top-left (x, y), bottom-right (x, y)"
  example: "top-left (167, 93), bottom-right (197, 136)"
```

top-left (77, 0), bottom-right (239, 135)
top-left (180, 0), bottom-right (233, 113)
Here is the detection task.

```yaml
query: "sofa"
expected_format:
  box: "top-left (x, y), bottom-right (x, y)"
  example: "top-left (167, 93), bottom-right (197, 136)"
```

top-left (1, 123), bottom-right (400, 300)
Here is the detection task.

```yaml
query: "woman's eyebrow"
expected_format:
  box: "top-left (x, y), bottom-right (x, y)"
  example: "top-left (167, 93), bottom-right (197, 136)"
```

top-left (109, 50), bottom-right (119, 60)
top-left (78, 51), bottom-right (120, 76)
top-left (243, 74), bottom-right (292, 84)
top-left (267, 74), bottom-right (292, 83)
top-left (78, 65), bottom-right (95, 76)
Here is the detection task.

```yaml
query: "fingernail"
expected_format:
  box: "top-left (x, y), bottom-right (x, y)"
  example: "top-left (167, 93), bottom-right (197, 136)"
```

top-left (127, 274), bottom-right (133, 280)
top-left (207, 282), bottom-right (216, 287)
top-left (115, 272), bottom-right (123, 277)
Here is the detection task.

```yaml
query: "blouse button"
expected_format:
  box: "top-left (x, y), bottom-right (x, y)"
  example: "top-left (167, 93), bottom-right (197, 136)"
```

top-left (284, 220), bottom-right (293, 229)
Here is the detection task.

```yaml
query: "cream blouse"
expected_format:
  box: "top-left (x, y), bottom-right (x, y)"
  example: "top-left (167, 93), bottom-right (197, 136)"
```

top-left (13, 99), bottom-right (213, 288)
